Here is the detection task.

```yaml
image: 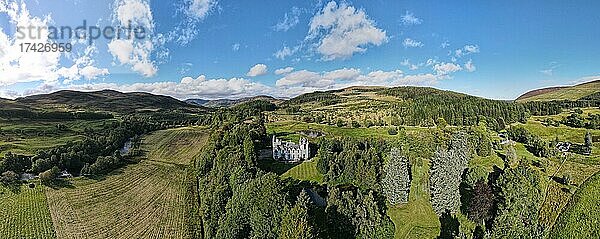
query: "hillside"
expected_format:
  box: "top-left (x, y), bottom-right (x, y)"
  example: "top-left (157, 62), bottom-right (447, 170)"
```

top-left (14, 90), bottom-right (206, 113)
top-left (186, 95), bottom-right (283, 108)
top-left (516, 80), bottom-right (600, 102)
top-left (277, 85), bottom-right (532, 127)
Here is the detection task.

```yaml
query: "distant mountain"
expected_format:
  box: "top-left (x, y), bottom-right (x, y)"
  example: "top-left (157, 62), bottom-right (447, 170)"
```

top-left (14, 90), bottom-right (207, 113)
top-left (186, 95), bottom-right (283, 108)
top-left (287, 85), bottom-right (471, 105)
top-left (516, 80), bottom-right (600, 102)
top-left (184, 99), bottom-right (210, 106)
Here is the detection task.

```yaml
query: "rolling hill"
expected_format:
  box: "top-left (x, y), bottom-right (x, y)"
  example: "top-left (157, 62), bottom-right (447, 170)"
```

top-left (516, 80), bottom-right (600, 102)
top-left (185, 95), bottom-right (283, 108)
top-left (11, 90), bottom-right (206, 113)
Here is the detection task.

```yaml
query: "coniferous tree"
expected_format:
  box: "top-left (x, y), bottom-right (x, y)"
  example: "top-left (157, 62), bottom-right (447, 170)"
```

top-left (585, 130), bottom-right (593, 148)
top-left (382, 148), bottom-right (410, 205)
top-left (430, 132), bottom-right (470, 216)
top-left (488, 162), bottom-right (546, 238)
top-left (279, 191), bottom-right (315, 239)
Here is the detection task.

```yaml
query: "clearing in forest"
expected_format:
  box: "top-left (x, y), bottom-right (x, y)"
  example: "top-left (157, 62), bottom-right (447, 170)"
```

top-left (45, 127), bottom-right (209, 239)
top-left (141, 126), bottom-right (210, 165)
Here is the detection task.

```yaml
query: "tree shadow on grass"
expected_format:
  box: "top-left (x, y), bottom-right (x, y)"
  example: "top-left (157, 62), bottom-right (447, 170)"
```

top-left (45, 179), bottom-right (75, 189)
top-left (437, 210), bottom-right (459, 239)
top-left (2, 183), bottom-right (22, 194)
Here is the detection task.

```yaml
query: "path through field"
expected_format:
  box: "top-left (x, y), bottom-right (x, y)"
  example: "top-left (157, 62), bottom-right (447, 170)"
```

top-left (45, 127), bottom-right (209, 239)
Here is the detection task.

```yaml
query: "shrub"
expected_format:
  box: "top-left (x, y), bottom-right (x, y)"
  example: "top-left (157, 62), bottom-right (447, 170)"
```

top-left (39, 166), bottom-right (60, 185)
top-left (1, 171), bottom-right (19, 186)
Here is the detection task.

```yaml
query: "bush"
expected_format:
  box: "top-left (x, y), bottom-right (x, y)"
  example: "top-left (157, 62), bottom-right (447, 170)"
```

top-left (507, 126), bottom-right (531, 144)
top-left (1, 171), bottom-right (19, 186)
top-left (528, 135), bottom-right (551, 157)
top-left (39, 166), bottom-right (60, 185)
top-left (82, 154), bottom-right (122, 176)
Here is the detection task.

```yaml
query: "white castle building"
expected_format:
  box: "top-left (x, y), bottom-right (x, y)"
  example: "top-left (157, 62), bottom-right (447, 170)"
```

top-left (272, 136), bottom-right (310, 162)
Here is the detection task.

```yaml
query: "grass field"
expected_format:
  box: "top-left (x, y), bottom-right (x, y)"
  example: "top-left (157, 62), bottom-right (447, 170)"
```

top-left (550, 172), bottom-right (600, 238)
top-left (507, 113), bottom-right (600, 229)
top-left (281, 158), bottom-right (324, 183)
top-left (517, 81), bottom-right (600, 102)
top-left (266, 120), bottom-right (428, 142)
top-left (0, 184), bottom-right (56, 239)
top-left (46, 161), bottom-right (188, 239)
top-left (140, 126), bottom-right (210, 165)
top-left (44, 127), bottom-right (209, 239)
top-left (512, 114), bottom-right (600, 166)
top-left (387, 158), bottom-right (440, 239)
top-left (0, 119), bottom-right (113, 157)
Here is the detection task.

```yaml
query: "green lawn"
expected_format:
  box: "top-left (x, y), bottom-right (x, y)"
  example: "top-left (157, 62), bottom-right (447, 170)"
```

top-left (0, 183), bottom-right (56, 239)
top-left (387, 158), bottom-right (440, 239)
top-left (281, 158), bottom-right (324, 183)
top-left (469, 153), bottom-right (505, 172)
top-left (550, 172), bottom-right (600, 239)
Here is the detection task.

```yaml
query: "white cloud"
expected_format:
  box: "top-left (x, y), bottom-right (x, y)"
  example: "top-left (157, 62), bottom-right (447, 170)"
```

top-left (0, 1), bottom-right (108, 86)
top-left (6, 64), bottom-right (462, 100)
top-left (307, 1), bottom-right (387, 60)
top-left (455, 44), bottom-right (479, 57)
top-left (232, 43), bottom-right (240, 51)
top-left (276, 68), bottom-right (443, 90)
top-left (426, 58), bottom-right (438, 66)
top-left (165, 0), bottom-right (218, 45)
top-left (401, 59), bottom-right (420, 70)
top-left (569, 75), bottom-right (600, 85)
top-left (276, 70), bottom-right (327, 87)
top-left (186, 0), bottom-right (218, 20)
top-left (441, 41), bottom-right (450, 48)
top-left (403, 38), bottom-right (424, 48)
top-left (433, 62), bottom-right (462, 75)
top-left (274, 7), bottom-right (301, 32)
top-left (80, 66), bottom-right (110, 80)
top-left (464, 45), bottom-right (480, 54)
top-left (246, 64), bottom-right (268, 77)
top-left (275, 67), bottom-right (295, 75)
top-left (464, 59), bottom-right (476, 72)
top-left (115, 0), bottom-right (154, 27)
top-left (324, 68), bottom-right (361, 81)
top-left (400, 11), bottom-right (422, 25)
top-left (540, 69), bottom-right (553, 76)
top-left (109, 0), bottom-right (157, 77)
top-left (0, 1), bottom-right (61, 86)
top-left (540, 62), bottom-right (559, 76)
top-left (274, 46), bottom-right (298, 60)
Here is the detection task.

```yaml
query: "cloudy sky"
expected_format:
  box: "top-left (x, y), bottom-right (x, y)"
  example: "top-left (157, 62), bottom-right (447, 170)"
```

top-left (1, 0), bottom-right (599, 100)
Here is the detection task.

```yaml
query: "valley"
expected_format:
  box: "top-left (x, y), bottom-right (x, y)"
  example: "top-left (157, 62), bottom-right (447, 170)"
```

top-left (0, 83), bottom-right (598, 239)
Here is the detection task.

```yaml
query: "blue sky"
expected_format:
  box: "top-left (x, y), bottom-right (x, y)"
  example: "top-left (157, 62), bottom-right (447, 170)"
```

top-left (1, 0), bottom-right (599, 100)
